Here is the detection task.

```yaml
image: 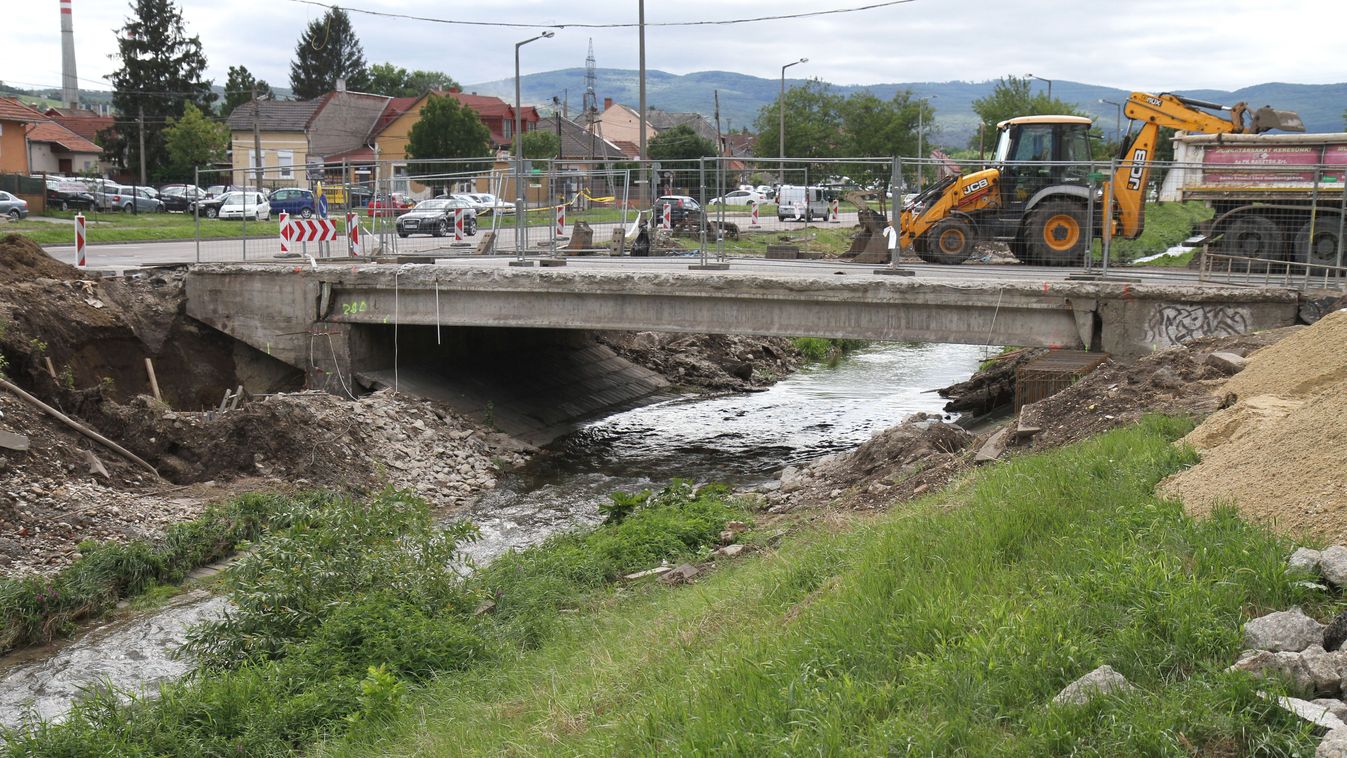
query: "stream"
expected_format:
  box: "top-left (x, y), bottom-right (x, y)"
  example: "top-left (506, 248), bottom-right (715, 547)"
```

top-left (0, 341), bottom-right (988, 729)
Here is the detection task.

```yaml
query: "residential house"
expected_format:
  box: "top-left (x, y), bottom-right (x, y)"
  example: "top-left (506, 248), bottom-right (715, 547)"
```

top-left (26, 120), bottom-right (102, 175)
top-left (0, 97), bottom-right (44, 174)
top-left (225, 99), bottom-right (324, 189)
top-left (43, 107), bottom-right (117, 174)
top-left (590, 98), bottom-right (719, 155)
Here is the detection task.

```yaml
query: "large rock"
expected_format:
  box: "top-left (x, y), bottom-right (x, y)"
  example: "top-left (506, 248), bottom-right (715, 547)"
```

top-left (1321, 727), bottom-right (1347, 758)
top-left (1233, 648), bottom-right (1347, 697)
top-left (1052, 664), bottom-right (1134, 706)
top-left (1291, 548), bottom-right (1325, 574)
top-left (1206, 351), bottom-right (1249, 375)
top-left (1244, 608), bottom-right (1326, 652)
top-left (1314, 700), bottom-right (1347, 722)
top-left (659, 563), bottom-right (700, 586)
top-left (1265, 694), bottom-right (1347, 733)
top-left (1322, 547), bottom-right (1347, 588)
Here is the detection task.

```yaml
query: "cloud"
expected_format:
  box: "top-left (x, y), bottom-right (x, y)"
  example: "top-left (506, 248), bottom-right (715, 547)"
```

top-left (5, 0), bottom-right (1345, 96)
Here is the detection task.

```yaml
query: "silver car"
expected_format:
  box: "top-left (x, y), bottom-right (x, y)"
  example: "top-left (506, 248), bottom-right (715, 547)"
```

top-left (0, 190), bottom-right (29, 220)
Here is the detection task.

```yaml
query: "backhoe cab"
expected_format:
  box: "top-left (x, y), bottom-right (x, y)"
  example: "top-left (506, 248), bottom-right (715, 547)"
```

top-left (902, 115), bottom-right (1097, 265)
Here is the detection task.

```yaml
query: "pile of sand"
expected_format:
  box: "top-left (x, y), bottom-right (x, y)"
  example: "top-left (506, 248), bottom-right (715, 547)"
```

top-left (1160, 309), bottom-right (1347, 542)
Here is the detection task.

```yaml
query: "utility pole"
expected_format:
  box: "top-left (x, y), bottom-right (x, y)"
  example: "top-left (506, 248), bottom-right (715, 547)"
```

top-left (638, 0), bottom-right (648, 209)
top-left (137, 104), bottom-right (146, 186)
top-left (252, 82), bottom-right (263, 192)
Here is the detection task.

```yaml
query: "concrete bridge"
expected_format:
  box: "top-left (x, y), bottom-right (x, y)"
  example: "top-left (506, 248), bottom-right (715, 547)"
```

top-left (182, 257), bottom-right (1309, 438)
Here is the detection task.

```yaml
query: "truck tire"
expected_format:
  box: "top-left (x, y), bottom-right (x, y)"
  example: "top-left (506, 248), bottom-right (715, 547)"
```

top-left (917, 217), bottom-right (975, 265)
top-left (1026, 201), bottom-right (1088, 266)
top-left (1216, 214), bottom-right (1283, 259)
top-left (1291, 218), bottom-right (1342, 267)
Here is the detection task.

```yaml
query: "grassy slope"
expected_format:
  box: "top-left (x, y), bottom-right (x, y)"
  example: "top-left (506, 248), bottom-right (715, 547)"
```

top-left (1109, 201), bottom-right (1214, 265)
top-left (325, 416), bottom-right (1326, 757)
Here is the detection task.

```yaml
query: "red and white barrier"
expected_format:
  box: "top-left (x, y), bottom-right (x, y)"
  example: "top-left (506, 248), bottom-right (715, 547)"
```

top-left (278, 212), bottom-right (290, 255)
top-left (751, 203), bottom-right (759, 226)
top-left (555, 204), bottom-right (566, 236)
top-left (453, 209), bottom-right (464, 241)
top-left (661, 203), bottom-right (672, 228)
top-left (74, 213), bottom-right (86, 266)
top-left (345, 212), bottom-right (360, 256)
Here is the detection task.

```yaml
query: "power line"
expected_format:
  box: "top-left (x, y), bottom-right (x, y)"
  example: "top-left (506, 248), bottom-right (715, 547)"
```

top-left (287, 0), bottom-right (918, 29)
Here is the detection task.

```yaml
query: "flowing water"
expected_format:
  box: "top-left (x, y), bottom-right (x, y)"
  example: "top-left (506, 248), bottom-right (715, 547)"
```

top-left (0, 341), bottom-right (988, 729)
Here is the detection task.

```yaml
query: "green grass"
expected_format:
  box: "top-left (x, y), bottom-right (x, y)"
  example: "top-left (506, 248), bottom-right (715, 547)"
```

top-left (792, 337), bottom-right (870, 365)
top-left (0, 491), bottom-right (297, 655)
top-left (318, 416), bottom-right (1331, 757)
top-left (7, 211), bottom-right (278, 245)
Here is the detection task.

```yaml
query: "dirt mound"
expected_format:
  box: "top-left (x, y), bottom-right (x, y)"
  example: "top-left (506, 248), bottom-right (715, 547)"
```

top-left (1221, 310), bottom-right (1347, 400)
top-left (1160, 310), bottom-right (1347, 543)
top-left (766, 415), bottom-right (975, 511)
top-left (0, 234), bottom-right (81, 284)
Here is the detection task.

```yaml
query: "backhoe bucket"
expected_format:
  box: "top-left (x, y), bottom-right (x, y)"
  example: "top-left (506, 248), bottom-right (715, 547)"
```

top-left (1251, 107), bottom-right (1305, 133)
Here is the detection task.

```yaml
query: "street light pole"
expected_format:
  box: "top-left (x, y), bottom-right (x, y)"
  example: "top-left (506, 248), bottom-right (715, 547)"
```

top-left (1025, 72), bottom-right (1054, 101)
top-left (914, 94), bottom-right (936, 192)
top-left (779, 57), bottom-right (807, 184)
top-left (514, 31), bottom-right (555, 261)
top-left (1099, 98), bottom-right (1122, 142)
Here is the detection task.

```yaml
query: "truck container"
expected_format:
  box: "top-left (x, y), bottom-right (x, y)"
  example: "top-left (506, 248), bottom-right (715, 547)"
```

top-left (1159, 132), bottom-right (1347, 266)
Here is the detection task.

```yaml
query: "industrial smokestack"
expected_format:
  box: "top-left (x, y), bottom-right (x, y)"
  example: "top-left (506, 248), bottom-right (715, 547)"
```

top-left (59, 0), bottom-right (78, 109)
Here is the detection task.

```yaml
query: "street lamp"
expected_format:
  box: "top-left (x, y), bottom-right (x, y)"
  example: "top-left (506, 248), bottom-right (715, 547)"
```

top-left (1099, 98), bottom-right (1122, 142)
top-left (513, 30), bottom-right (555, 259)
top-left (914, 94), bottom-right (937, 191)
top-left (1025, 72), bottom-right (1054, 100)
top-left (780, 57), bottom-right (808, 183)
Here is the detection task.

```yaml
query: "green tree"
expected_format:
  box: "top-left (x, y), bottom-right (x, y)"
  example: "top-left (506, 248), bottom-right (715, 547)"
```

top-left (648, 124), bottom-right (717, 160)
top-left (970, 75), bottom-right (1084, 149)
top-left (289, 8), bottom-right (369, 99)
top-left (108, 0), bottom-right (215, 181)
top-left (753, 80), bottom-right (847, 180)
top-left (163, 102), bottom-right (228, 178)
top-left (838, 91), bottom-right (930, 186)
top-left (405, 94), bottom-right (492, 176)
top-left (367, 63), bottom-right (459, 97)
top-left (520, 129), bottom-right (560, 159)
top-left (223, 65), bottom-right (272, 116)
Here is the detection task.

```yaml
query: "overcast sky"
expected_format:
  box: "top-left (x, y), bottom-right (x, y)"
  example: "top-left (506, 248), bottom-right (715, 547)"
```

top-left (5, 0), bottom-right (1346, 96)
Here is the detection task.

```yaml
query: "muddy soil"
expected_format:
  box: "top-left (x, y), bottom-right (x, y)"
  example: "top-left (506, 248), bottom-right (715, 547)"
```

top-left (596, 332), bottom-right (802, 392)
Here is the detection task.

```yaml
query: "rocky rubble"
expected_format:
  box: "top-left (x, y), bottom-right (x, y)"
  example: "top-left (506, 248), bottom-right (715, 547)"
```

top-left (1052, 665), bottom-right (1134, 706)
top-left (596, 332), bottom-right (801, 392)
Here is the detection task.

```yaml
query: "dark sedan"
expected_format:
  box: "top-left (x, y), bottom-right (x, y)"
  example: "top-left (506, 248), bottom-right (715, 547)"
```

top-left (396, 198), bottom-right (477, 238)
top-left (159, 185), bottom-right (207, 213)
top-left (191, 191), bottom-right (233, 219)
top-left (46, 182), bottom-right (96, 212)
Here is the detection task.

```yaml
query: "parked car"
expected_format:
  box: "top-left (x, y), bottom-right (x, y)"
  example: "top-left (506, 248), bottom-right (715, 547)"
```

top-left (707, 189), bottom-right (765, 207)
top-left (755, 185), bottom-right (777, 201)
top-left (191, 191), bottom-right (234, 218)
top-left (651, 195), bottom-right (702, 226)
top-left (130, 187), bottom-right (166, 212)
top-left (0, 191), bottom-right (30, 220)
top-left (90, 182), bottom-right (163, 213)
top-left (217, 191), bottom-right (271, 221)
top-left (775, 185), bottom-right (831, 222)
top-left (204, 185), bottom-right (239, 198)
top-left (46, 180), bottom-right (96, 211)
top-left (396, 198), bottom-right (477, 238)
top-left (450, 193), bottom-right (491, 215)
top-left (159, 185), bottom-right (207, 213)
top-left (268, 188), bottom-right (318, 218)
top-left (473, 193), bottom-right (515, 215)
top-left (369, 193), bottom-right (414, 217)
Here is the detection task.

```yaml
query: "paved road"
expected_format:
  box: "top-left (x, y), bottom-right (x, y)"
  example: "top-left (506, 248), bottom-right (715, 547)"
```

top-left (42, 211), bottom-right (864, 271)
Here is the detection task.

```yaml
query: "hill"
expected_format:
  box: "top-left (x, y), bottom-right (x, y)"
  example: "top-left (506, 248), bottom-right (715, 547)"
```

top-left (465, 69), bottom-right (1347, 149)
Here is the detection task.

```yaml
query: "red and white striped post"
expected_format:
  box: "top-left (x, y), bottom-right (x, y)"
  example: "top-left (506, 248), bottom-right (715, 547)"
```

top-left (751, 203), bottom-right (759, 226)
top-left (346, 211), bottom-right (360, 256)
top-left (74, 213), bottom-right (86, 266)
top-left (555, 204), bottom-right (566, 236)
top-left (661, 203), bottom-right (672, 229)
top-left (453, 209), bottom-right (464, 241)
top-left (278, 212), bottom-right (290, 255)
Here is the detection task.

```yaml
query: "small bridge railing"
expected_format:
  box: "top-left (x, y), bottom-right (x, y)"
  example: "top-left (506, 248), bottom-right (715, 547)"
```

top-left (1199, 251), bottom-right (1347, 292)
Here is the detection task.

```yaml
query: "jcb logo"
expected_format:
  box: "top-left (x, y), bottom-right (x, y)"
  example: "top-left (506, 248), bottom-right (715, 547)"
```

top-left (962, 178), bottom-right (989, 195)
top-left (1126, 149), bottom-right (1148, 190)
top-left (1145, 96), bottom-right (1163, 107)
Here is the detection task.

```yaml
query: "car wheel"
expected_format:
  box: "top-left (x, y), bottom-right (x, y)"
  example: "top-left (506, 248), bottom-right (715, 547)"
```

top-left (122, 203), bottom-right (133, 212)
top-left (206, 207), bottom-right (218, 219)
top-left (59, 201), bottom-right (69, 212)
top-left (434, 219), bottom-right (447, 237)
top-left (300, 208), bottom-right (313, 219)
top-left (6, 209), bottom-right (19, 220)
top-left (398, 231), bottom-right (409, 238)
top-left (467, 218), bottom-right (477, 236)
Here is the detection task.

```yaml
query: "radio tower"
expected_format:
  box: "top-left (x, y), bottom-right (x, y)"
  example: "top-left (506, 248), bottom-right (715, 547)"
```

top-left (59, 0), bottom-right (79, 108)
top-left (582, 38), bottom-right (598, 126)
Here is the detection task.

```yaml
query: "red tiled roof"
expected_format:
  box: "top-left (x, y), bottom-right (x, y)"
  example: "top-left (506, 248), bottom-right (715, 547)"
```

top-left (612, 140), bottom-right (642, 159)
top-left (0, 97), bottom-right (45, 123)
top-left (26, 120), bottom-right (103, 154)
top-left (371, 96), bottom-right (422, 135)
top-left (44, 108), bottom-right (116, 142)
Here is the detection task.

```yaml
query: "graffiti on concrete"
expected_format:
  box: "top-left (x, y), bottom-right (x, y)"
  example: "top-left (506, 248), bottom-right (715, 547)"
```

top-left (1144, 304), bottom-right (1251, 347)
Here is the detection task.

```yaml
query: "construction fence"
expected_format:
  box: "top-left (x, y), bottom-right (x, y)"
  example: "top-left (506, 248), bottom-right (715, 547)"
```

top-left (40, 152), bottom-right (1347, 289)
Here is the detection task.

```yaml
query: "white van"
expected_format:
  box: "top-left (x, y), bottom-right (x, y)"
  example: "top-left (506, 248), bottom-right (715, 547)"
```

top-left (776, 185), bottom-right (832, 222)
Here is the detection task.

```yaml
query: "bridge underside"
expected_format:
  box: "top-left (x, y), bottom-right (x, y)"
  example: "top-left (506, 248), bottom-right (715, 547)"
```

top-left (185, 263), bottom-right (1301, 402)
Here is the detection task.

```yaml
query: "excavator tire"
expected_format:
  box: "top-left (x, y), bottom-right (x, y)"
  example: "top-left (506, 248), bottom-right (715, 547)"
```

top-left (1291, 218), bottom-right (1342, 267)
top-left (916, 217), bottom-right (975, 265)
top-left (1026, 201), bottom-right (1088, 266)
